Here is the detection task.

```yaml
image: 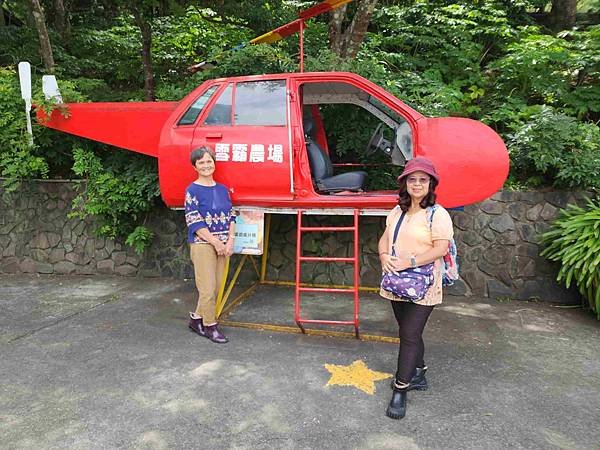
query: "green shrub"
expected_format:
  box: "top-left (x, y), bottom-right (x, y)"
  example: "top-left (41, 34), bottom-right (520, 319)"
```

top-left (70, 147), bottom-right (160, 254)
top-left (540, 199), bottom-right (600, 319)
top-left (508, 106), bottom-right (600, 189)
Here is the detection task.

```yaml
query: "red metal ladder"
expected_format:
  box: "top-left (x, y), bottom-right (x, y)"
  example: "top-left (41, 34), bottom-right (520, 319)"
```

top-left (294, 209), bottom-right (360, 338)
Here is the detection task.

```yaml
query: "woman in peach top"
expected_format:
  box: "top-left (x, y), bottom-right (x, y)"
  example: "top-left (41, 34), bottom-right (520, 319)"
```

top-left (378, 157), bottom-right (454, 420)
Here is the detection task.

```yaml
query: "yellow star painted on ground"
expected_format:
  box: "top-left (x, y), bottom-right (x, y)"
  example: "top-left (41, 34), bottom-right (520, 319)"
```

top-left (324, 360), bottom-right (392, 395)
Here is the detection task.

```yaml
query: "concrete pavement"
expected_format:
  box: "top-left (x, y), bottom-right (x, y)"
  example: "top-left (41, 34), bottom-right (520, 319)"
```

top-left (1, 274), bottom-right (599, 449)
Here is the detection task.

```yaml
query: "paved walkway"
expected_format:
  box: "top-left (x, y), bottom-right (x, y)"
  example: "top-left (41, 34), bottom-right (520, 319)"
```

top-left (1, 274), bottom-right (599, 449)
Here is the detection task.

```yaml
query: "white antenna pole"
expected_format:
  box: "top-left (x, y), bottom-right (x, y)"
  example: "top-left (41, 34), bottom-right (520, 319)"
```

top-left (18, 62), bottom-right (34, 146)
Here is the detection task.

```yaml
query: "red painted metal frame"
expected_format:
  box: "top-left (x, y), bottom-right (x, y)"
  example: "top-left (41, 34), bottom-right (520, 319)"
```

top-left (294, 210), bottom-right (360, 337)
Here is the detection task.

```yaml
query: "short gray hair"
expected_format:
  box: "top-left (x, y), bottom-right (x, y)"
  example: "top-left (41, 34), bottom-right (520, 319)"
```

top-left (190, 146), bottom-right (215, 166)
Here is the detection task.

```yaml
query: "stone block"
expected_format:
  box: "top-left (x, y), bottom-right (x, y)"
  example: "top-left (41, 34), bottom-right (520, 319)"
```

top-left (462, 246), bottom-right (482, 264)
top-left (125, 256), bottom-right (140, 267)
top-left (31, 248), bottom-right (49, 262)
top-left (84, 239), bottom-right (95, 259)
top-left (487, 279), bottom-right (513, 299)
top-left (540, 204), bottom-right (558, 221)
top-left (480, 200), bottom-right (503, 215)
top-left (516, 278), bottom-right (580, 303)
top-left (47, 232), bottom-right (61, 248)
top-left (508, 202), bottom-right (528, 220)
top-left (510, 256), bottom-right (536, 278)
top-left (445, 279), bottom-right (468, 296)
top-left (35, 262), bottom-right (54, 274)
top-left (520, 192), bottom-right (544, 204)
top-left (115, 264), bottom-right (137, 276)
top-left (95, 248), bottom-right (110, 261)
top-left (461, 231), bottom-right (482, 246)
top-left (112, 251), bottom-right (127, 267)
top-left (2, 241), bottom-right (16, 257)
top-left (516, 243), bottom-right (539, 258)
top-left (76, 264), bottom-right (96, 275)
top-left (535, 222), bottom-right (551, 235)
top-left (494, 191), bottom-right (519, 202)
top-left (482, 228), bottom-right (496, 242)
top-left (72, 220), bottom-right (86, 237)
top-left (31, 233), bottom-right (50, 249)
top-left (489, 213), bottom-right (515, 233)
top-left (49, 248), bottom-right (65, 263)
top-left (482, 245), bottom-right (510, 265)
top-left (461, 270), bottom-right (487, 296)
top-left (54, 261), bottom-right (76, 274)
top-left (516, 223), bottom-right (537, 244)
top-left (477, 258), bottom-right (512, 285)
top-left (105, 239), bottom-right (116, 255)
top-left (496, 231), bottom-right (517, 245)
top-left (97, 259), bottom-right (115, 274)
top-left (0, 256), bottom-right (20, 273)
top-left (65, 252), bottom-right (79, 264)
top-left (95, 237), bottom-right (106, 250)
top-left (462, 204), bottom-right (480, 216)
top-left (473, 214), bottom-right (491, 231)
top-left (452, 212), bottom-right (473, 231)
top-left (526, 204), bottom-right (543, 221)
top-left (544, 191), bottom-right (570, 209)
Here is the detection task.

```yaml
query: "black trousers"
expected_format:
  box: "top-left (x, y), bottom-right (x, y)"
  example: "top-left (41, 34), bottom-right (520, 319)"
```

top-left (390, 300), bottom-right (434, 383)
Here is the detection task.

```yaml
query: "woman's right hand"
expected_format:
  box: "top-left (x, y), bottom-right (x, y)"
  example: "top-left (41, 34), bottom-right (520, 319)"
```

top-left (380, 253), bottom-right (399, 274)
top-left (213, 240), bottom-right (227, 256)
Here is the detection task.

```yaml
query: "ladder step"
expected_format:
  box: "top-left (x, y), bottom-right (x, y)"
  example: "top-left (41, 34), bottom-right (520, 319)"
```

top-left (299, 287), bottom-right (355, 294)
top-left (297, 319), bottom-right (356, 325)
top-left (299, 256), bottom-right (354, 263)
top-left (300, 226), bottom-right (356, 232)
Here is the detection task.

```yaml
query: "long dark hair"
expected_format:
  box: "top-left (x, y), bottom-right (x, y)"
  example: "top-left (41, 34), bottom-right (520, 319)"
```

top-left (397, 176), bottom-right (438, 212)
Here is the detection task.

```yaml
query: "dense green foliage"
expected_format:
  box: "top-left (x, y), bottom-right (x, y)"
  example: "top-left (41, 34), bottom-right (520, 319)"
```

top-left (540, 199), bottom-right (600, 319)
top-left (1, 0), bottom-right (598, 252)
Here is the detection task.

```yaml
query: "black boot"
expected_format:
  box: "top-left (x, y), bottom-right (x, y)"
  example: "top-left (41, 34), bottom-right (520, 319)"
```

top-left (386, 381), bottom-right (408, 420)
top-left (391, 366), bottom-right (428, 391)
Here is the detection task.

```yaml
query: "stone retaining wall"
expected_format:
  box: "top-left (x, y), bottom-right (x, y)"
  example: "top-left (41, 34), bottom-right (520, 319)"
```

top-left (0, 179), bottom-right (586, 302)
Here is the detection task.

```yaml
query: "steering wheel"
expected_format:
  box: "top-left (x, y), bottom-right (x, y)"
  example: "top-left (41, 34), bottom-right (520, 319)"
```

top-left (365, 123), bottom-right (385, 156)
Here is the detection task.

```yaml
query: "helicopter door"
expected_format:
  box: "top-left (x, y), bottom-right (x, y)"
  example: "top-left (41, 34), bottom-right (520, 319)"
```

top-left (192, 79), bottom-right (293, 203)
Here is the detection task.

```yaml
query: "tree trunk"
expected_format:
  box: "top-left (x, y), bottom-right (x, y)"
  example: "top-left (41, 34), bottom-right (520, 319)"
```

top-left (0, 0), bottom-right (6, 27)
top-left (342, 0), bottom-right (378, 60)
top-left (53, 0), bottom-right (70, 40)
top-left (549, 0), bottom-right (577, 31)
top-left (328, 5), bottom-right (347, 56)
top-left (328, 0), bottom-right (378, 60)
top-left (27, 0), bottom-right (55, 73)
top-left (131, 7), bottom-right (155, 101)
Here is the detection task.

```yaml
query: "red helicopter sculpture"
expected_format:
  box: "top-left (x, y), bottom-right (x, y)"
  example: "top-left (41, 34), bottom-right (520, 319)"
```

top-left (34, 0), bottom-right (510, 337)
top-left (36, 0), bottom-right (508, 211)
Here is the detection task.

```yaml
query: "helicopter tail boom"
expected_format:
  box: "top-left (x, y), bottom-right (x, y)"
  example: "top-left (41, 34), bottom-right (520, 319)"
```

top-left (36, 101), bottom-right (178, 157)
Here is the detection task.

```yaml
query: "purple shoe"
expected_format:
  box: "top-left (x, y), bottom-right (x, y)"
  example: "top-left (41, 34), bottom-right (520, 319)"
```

top-left (188, 316), bottom-right (206, 337)
top-left (204, 324), bottom-right (228, 344)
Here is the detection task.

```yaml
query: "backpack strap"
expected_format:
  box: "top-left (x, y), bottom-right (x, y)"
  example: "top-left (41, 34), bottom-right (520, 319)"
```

top-left (426, 204), bottom-right (439, 229)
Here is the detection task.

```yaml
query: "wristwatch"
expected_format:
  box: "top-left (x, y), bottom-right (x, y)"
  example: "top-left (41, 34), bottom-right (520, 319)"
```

top-left (410, 256), bottom-right (417, 268)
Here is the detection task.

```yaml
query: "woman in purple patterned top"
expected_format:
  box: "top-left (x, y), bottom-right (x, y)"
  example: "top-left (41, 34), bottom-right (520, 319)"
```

top-left (185, 147), bottom-right (235, 344)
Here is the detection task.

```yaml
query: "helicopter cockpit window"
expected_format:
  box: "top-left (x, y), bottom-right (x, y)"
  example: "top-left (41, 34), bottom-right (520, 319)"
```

top-left (204, 84), bottom-right (233, 126)
top-left (234, 80), bottom-right (287, 126)
top-left (177, 85), bottom-right (219, 126)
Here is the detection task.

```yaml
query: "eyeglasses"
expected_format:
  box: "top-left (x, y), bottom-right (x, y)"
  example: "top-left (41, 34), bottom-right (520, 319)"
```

top-left (406, 176), bottom-right (430, 185)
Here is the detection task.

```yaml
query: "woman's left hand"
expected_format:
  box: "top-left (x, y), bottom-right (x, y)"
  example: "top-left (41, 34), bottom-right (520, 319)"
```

top-left (225, 239), bottom-right (235, 257)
